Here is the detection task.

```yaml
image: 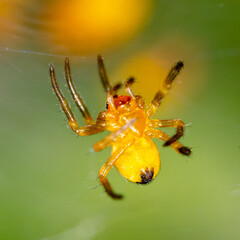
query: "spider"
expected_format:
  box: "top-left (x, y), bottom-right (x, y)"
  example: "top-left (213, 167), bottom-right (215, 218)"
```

top-left (49, 55), bottom-right (191, 199)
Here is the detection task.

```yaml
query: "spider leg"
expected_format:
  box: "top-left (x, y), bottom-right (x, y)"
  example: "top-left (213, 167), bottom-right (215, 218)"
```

top-left (124, 77), bottom-right (135, 97)
top-left (97, 55), bottom-right (116, 110)
top-left (124, 77), bottom-right (145, 109)
top-left (145, 129), bottom-right (191, 156)
top-left (65, 57), bottom-right (95, 125)
top-left (98, 54), bottom-right (112, 93)
top-left (111, 77), bottom-right (135, 97)
top-left (146, 61), bottom-right (184, 117)
top-left (50, 64), bottom-right (105, 136)
top-left (112, 82), bottom-right (123, 95)
top-left (93, 118), bottom-right (136, 152)
top-left (148, 119), bottom-right (185, 146)
top-left (99, 140), bottom-right (135, 199)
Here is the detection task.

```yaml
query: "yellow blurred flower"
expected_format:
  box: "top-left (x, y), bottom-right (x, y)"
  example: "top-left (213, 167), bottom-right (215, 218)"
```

top-left (46, 0), bottom-right (153, 54)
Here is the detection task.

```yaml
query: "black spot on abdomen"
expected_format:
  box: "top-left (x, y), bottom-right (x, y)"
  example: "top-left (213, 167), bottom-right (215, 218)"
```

top-left (136, 168), bottom-right (154, 184)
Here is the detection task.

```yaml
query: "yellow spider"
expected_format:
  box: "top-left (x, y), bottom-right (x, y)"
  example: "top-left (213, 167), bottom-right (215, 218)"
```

top-left (49, 55), bottom-right (191, 199)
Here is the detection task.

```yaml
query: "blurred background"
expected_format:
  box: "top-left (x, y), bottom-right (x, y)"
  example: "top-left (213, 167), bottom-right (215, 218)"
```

top-left (0, 0), bottom-right (239, 239)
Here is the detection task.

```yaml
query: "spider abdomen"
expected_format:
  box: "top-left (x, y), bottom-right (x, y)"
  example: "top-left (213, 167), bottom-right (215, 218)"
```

top-left (113, 137), bottom-right (160, 183)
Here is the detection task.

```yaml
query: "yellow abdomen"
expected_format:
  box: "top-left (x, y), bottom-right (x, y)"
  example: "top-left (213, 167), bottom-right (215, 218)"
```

top-left (113, 137), bottom-right (160, 183)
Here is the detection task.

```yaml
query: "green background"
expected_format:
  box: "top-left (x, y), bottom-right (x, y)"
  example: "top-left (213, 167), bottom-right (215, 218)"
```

top-left (0, 1), bottom-right (240, 240)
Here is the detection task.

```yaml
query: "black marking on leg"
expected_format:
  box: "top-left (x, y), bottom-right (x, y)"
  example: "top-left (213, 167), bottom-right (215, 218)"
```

top-left (163, 134), bottom-right (179, 146)
top-left (125, 77), bottom-right (135, 88)
top-left (165, 61), bottom-right (184, 87)
top-left (101, 178), bottom-right (123, 199)
top-left (175, 61), bottom-right (184, 71)
top-left (113, 83), bottom-right (122, 93)
top-left (163, 126), bottom-right (184, 146)
top-left (178, 146), bottom-right (191, 156)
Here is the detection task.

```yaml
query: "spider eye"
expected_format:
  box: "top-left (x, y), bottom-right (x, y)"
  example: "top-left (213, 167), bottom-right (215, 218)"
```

top-left (106, 101), bottom-right (109, 109)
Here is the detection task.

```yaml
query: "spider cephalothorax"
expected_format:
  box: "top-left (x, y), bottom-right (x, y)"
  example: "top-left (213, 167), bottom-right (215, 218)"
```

top-left (49, 55), bottom-right (191, 199)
